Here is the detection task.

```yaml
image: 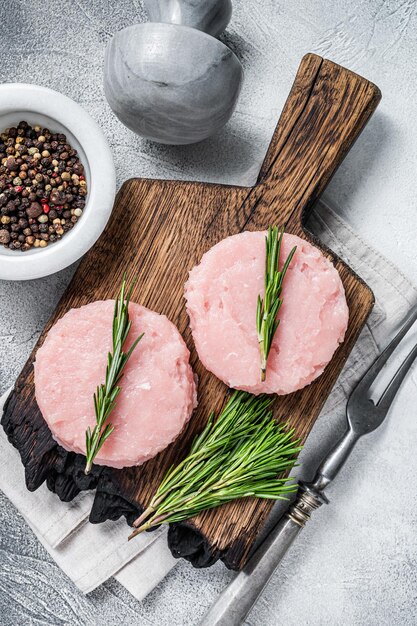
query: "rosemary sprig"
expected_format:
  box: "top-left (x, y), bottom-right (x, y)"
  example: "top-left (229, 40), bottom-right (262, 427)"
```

top-left (84, 276), bottom-right (144, 475)
top-left (256, 227), bottom-right (297, 381)
top-left (128, 391), bottom-right (301, 539)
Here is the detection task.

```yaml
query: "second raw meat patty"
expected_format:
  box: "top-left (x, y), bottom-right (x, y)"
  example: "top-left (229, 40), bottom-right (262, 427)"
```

top-left (185, 231), bottom-right (349, 395)
top-left (34, 300), bottom-right (197, 469)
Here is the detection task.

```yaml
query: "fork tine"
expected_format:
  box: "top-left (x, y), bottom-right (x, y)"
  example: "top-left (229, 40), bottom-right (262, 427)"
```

top-left (353, 307), bottom-right (417, 396)
top-left (377, 342), bottom-right (417, 410)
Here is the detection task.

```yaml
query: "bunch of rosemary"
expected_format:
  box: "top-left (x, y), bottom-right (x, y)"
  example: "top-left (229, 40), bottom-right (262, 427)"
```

top-left (129, 391), bottom-right (301, 539)
top-left (85, 276), bottom-right (143, 475)
top-left (256, 226), bottom-right (297, 381)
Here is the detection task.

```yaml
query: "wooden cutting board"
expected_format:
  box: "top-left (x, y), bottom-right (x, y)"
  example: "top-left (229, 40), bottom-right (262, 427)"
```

top-left (2, 54), bottom-right (381, 569)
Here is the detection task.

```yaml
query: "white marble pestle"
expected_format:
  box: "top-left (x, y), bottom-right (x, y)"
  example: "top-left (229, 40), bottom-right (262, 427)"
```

top-left (143, 0), bottom-right (233, 37)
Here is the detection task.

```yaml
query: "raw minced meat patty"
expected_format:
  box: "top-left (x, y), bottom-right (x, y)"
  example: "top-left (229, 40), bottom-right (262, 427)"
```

top-left (185, 231), bottom-right (349, 395)
top-left (34, 300), bottom-right (197, 469)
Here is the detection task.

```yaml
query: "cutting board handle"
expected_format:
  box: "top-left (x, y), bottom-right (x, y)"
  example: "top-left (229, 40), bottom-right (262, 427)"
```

top-left (253, 54), bottom-right (381, 232)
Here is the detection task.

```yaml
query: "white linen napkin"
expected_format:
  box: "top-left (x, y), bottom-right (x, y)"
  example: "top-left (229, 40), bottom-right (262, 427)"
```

top-left (115, 536), bottom-right (177, 601)
top-left (0, 199), bottom-right (415, 600)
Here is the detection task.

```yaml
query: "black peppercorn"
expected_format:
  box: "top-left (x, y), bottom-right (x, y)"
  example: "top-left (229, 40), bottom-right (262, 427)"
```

top-left (0, 229), bottom-right (10, 244)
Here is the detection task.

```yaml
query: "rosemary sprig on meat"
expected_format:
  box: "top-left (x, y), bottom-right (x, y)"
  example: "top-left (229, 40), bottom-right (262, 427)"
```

top-left (85, 276), bottom-right (143, 475)
top-left (128, 391), bottom-right (301, 539)
top-left (256, 227), bottom-right (297, 381)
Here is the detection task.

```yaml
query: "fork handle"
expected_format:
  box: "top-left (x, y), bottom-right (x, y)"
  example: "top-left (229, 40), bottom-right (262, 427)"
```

top-left (310, 428), bottom-right (359, 492)
top-left (200, 489), bottom-right (323, 626)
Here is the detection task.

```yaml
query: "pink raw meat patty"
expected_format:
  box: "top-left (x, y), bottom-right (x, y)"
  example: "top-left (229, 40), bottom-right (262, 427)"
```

top-left (34, 300), bottom-right (197, 468)
top-left (185, 231), bottom-right (349, 395)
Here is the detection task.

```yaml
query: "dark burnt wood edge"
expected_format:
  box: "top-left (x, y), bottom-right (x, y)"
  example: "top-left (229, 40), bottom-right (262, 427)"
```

top-left (90, 478), bottom-right (142, 526)
top-left (2, 378), bottom-right (101, 500)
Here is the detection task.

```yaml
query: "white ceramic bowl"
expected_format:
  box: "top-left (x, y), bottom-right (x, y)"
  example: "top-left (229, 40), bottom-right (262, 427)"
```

top-left (0, 84), bottom-right (116, 281)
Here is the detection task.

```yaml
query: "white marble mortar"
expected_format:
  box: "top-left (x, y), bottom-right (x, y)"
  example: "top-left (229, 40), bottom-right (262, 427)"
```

top-left (0, 84), bottom-right (116, 281)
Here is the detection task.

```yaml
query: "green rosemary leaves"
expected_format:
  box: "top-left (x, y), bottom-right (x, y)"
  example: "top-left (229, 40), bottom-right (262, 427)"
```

top-left (256, 227), bottom-right (296, 381)
top-left (129, 391), bottom-right (301, 539)
top-left (85, 276), bottom-right (143, 475)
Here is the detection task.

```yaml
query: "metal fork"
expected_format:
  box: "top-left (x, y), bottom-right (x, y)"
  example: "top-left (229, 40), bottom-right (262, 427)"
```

top-left (201, 306), bottom-right (417, 626)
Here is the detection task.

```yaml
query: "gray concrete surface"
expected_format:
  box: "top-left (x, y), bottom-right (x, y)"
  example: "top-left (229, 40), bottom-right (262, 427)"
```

top-left (1, 1), bottom-right (417, 624)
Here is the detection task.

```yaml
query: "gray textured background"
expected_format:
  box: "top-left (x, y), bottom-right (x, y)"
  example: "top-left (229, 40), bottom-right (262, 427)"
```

top-left (1, 1), bottom-right (417, 624)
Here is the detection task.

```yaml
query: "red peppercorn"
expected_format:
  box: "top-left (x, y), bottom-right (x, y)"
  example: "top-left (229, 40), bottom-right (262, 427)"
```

top-left (14, 186), bottom-right (23, 193)
top-left (40, 198), bottom-right (48, 204)
top-left (79, 175), bottom-right (85, 180)
top-left (43, 204), bottom-right (50, 214)
top-left (52, 172), bottom-right (58, 178)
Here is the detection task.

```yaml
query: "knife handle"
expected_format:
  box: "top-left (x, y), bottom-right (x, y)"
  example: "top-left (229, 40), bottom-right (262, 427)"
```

top-left (200, 489), bottom-right (323, 626)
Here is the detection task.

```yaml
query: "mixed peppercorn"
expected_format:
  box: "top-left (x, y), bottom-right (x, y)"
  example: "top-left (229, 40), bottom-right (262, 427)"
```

top-left (0, 121), bottom-right (88, 251)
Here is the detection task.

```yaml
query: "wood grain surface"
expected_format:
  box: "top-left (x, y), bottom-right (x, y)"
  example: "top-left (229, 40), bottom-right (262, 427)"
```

top-left (2, 54), bottom-right (381, 570)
